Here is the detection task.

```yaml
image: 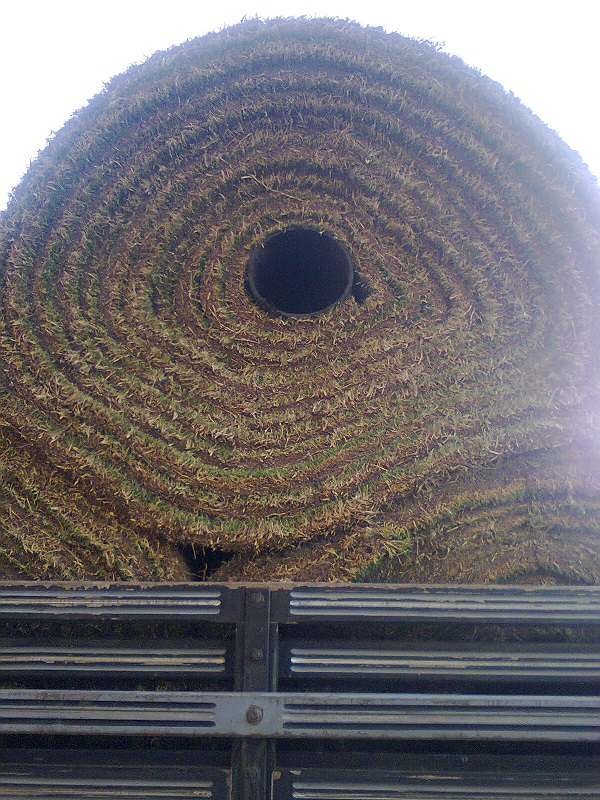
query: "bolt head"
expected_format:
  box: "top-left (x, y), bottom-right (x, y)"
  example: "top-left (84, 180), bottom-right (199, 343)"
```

top-left (249, 647), bottom-right (264, 662)
top-left (245, 705), bottom-right (264, 725)
top-left (250, 592), bottom-right (265, 606)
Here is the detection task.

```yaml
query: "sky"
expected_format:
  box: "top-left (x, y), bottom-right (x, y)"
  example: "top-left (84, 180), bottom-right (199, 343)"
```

top-left (1, 0), bottom-right (598, 212)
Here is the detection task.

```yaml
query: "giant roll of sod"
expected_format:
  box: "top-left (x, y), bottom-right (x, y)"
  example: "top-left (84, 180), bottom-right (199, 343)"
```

top-left (1, 19), bottom-right (599, 583)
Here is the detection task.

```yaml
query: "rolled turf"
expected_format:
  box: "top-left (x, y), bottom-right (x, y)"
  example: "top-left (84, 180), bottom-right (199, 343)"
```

top-left (1, 18), bottom-right (599, 583)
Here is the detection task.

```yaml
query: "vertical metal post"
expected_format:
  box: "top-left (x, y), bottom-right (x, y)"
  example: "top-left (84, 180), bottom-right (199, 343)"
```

top-left (232, 587), bottom-right (274, 800)
top-left (242, 589), bottom-right (271, 692)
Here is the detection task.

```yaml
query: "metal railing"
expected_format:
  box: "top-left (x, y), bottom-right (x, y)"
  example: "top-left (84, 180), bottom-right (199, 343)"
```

top-left (0, 582), bottom-right (599, 798)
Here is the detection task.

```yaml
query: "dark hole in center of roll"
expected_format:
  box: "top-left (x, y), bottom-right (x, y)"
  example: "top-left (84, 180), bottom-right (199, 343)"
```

top-left (246, 227), bottom-right (354, 317)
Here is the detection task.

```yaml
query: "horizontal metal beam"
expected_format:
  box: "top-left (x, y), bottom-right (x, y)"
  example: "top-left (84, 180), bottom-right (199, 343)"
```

top-left (3, 583), bottom-right (600, 624)
top-left (0, 643), bottom-right (228, 675)
top-left (275, 692), bottom-right (600, 741)
top-left (285, 643), bottom-right (600, 682)
top-left (1, 690), bottom-right (598, 740)
top-left (0, 774), bottom-right (220, 799)
top-left (279, 585), bottom-right (600, 623)
top-left (274, 769), bottom-right (600, 799)
top-left (0, 753), bottom-right (229, 799)
top-left (0, 583), bottom-right (241, 619)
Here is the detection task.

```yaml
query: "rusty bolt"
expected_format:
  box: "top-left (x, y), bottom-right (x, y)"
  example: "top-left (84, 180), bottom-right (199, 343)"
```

top-left (246, 705), bottom-right (264, 725)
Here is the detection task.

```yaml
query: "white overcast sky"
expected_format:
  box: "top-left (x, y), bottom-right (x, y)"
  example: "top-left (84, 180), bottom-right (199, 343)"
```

top-left (1, 0), bottom-right (598, 211)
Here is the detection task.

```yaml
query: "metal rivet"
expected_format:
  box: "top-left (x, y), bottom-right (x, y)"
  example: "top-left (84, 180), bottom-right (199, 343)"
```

top-left (250, 592), bottom-right (265, 606)
top-left (246, 705), bottom-right (263, 725)
top-left (249, 647), bottom-right (264, 662)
